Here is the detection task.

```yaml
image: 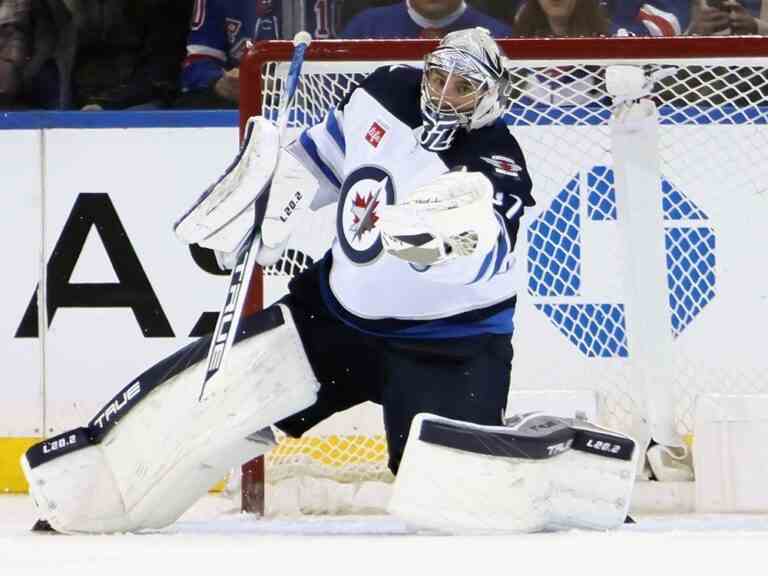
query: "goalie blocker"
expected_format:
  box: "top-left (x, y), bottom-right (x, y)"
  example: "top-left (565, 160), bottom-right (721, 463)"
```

top-left (21, 304), bottom-right (318, 534)
top-left (173, 115), bottom-right (319, 266)
top-left (389, 413), bottom-right (638, 533)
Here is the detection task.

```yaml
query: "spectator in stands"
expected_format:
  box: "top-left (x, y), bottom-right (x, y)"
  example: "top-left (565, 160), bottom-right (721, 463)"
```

top-left (681, 2), bottom-right (768, 108)
top-left (513, 0), bottom-right (610, 36)
top-left (175, 0), bottom-right (283, 109)
top-left (80, 0), bottom-right (194, 110)
top-left (0, 0), bottom-right (31, 109)
top-left (688, 1), bottom-right (768, 34)
top-left (13, 0), bottom-right (76, 109)
top-left (492, 1), bottom-right (689, 36)
top-left (176, 0), bottom-right (352, 108)
top-left (339, 0), bottom-right (394, 32)
top-left (18, 0), bottom-right (192, 110)
top-left (340, 0), bottom-right (513, 39)
top-left (512, 0), bottom-right (610, 106)
top-left (603, 1), bottom-right (689, 35)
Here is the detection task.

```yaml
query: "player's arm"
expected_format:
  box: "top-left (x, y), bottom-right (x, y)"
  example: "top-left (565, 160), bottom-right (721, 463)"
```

top-left (173, 114), bottom-right (322, 269)
top-left (175, 67), bottom-right (396, 269)
top-left (287, 65), bottom-right (404, 210)
top-left (378, 144), bottom-right (534, 285)
top-left (377, 171), bottom-right (504, 284)
top-left (174, 93), bottom-right (356, 269)
top-left (290, 106), bottom-right (347, 211)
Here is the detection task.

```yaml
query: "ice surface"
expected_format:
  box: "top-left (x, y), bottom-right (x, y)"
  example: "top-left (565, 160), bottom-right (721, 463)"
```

top-left (3, 494), bottom-right (768, 576)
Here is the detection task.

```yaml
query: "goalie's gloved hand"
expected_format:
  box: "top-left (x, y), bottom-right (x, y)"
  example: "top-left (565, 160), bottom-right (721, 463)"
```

top-left (377, 213), bottom-right (473, 268)
top-left (377, 171), bottom-right (497, 267)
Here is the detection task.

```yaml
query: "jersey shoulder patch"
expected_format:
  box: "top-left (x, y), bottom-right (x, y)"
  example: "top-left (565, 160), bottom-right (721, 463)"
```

top-left (480, 153), bottom-right (525, 180)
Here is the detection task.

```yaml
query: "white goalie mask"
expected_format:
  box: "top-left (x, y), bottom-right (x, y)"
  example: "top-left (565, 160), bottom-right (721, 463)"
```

top-left (419, 27), bottom-right (510, 152)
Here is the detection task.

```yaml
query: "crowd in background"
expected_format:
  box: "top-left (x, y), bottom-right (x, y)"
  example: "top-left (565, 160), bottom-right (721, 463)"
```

top-left (0, 0), bottom-right (766, 111)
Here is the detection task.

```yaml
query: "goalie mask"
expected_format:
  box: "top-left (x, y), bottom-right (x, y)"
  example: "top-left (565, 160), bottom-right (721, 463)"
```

top-left (419, 27), bottom-right (510, 152)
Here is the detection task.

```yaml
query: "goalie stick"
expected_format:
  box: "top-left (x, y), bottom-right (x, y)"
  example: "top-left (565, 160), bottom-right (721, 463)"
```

top-left (199, 31), bottom-right (313, 401)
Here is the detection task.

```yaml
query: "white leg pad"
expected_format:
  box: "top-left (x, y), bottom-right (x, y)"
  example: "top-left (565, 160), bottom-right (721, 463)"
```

top-left (22, 431), bottom-right (275, 534)
top-left (22, 304), bottom-right (318, 533)
top-left (389, 413), bottom-right (638, 534)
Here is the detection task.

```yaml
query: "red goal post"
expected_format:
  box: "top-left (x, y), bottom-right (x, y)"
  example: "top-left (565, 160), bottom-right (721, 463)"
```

top-left (237, 36), bottom-right (768, 515)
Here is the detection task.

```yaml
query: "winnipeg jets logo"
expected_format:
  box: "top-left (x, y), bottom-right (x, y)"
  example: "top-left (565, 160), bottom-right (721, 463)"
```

top-left (337, 167), bottom-right (395, 264)
top-left (482, 155), bottom-right (522, 179)
top-left (350, 187), bottom-right (383, 241)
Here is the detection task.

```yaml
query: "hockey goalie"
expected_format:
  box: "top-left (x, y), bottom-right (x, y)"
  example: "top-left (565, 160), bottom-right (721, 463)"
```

top-left (21, 27), bottom-right (637, 534)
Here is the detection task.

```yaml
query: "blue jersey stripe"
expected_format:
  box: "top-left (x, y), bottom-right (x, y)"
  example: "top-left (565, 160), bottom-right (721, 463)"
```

top-left (491, 214), bottom-right (510, 277)
top-left (317, 253), bottom-right (516, 338)
top-left (325, 109), bottom-right (346, 154)
top-left (299, 130), bottom-right (342, 189)
top-left (394, 308), bottom-right (515, 337)
top-left (469, 250), bottom-right (495, 285)
top-left (491, 233), bottom-right (508, 277)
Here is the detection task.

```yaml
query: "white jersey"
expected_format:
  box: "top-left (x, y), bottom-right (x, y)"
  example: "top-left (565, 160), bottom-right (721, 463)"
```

top-left (290, 65), bottom-right (534, 338)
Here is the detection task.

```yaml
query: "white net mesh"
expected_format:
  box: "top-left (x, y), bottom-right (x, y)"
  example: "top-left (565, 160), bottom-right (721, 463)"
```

top-left (249, 40), bottom-right (768, 496)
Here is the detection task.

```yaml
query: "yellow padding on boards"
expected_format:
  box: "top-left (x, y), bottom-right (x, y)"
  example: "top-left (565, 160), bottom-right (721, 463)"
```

top-left (0, 437), bottom-right (227, 494)
top-left (0, 437), bottom-right (40, 493)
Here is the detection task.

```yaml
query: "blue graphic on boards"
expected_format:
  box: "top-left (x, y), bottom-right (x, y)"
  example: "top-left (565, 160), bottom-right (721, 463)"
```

top-left (527, 166), bottom-right (716, 357)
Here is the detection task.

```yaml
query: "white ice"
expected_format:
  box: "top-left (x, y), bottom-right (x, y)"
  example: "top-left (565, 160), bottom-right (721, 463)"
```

top-left (3, 493), bottom-right (768, 576)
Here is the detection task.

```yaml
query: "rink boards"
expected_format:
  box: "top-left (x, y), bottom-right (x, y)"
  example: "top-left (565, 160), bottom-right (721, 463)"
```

top-left (3, 110), bottom-right (767, 492)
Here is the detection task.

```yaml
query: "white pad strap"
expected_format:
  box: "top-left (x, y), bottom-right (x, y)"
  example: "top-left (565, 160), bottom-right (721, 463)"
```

top-left (22, 304), bottom-right (319, 533)
top-left (377, 171), bottom-right (497, 267)
top-left (389, 413), bottom-right (638, 533)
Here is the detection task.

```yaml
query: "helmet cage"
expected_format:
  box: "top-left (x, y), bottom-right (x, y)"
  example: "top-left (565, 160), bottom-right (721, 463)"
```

top-left (421, 51), bottom-right (493, 127)
top-left (420, 44), bottom-right (509, 132)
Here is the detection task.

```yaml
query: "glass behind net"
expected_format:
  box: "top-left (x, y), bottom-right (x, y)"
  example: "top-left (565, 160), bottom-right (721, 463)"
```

top-left (246, 39), bottom-right (768, 509)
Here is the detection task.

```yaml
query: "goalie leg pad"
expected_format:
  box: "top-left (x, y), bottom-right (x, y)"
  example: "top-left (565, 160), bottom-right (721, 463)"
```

top-left (22, 428), bottom-right (275, 534)
top-left (174, 116), bottom-right (280, 252)
top-left (22, 304), bottom-right (319, 533)
top-left (388, 413), bottom-right (638, 534)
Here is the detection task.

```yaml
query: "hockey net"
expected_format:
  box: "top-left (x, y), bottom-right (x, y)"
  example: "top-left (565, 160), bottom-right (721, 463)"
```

top-left (239, 37), bottom-right (768, 514)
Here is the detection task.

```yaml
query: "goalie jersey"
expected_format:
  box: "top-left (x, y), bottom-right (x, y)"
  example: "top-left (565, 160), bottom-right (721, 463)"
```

top-left (292, 65), bottom-right (535, 339)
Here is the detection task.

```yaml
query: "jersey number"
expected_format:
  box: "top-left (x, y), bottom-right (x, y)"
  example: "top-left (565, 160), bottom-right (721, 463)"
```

top-left (313, 0), bottom-right (343, 39)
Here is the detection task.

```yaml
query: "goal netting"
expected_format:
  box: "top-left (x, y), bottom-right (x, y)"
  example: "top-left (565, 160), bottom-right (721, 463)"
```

top-left (239, 37), bottom-right (768, 515)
